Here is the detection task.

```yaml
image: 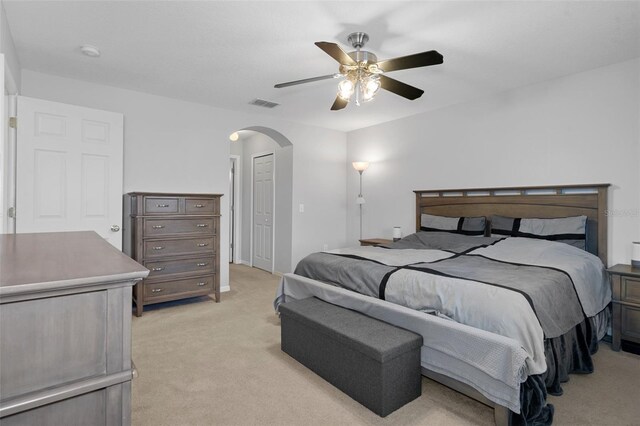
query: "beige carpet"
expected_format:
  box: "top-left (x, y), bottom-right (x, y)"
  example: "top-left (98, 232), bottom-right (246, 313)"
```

top-left (132, 264), bottom-right (640, 425)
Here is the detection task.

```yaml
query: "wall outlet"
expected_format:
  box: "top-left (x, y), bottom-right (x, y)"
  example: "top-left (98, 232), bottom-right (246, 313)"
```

top-left (299, 203), bottom-right (304, 213)
top-left (322, 244), bottom-right (329, 251)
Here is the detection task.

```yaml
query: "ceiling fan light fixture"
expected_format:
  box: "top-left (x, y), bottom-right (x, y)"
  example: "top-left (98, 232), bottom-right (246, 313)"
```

top-left (362, 77), bottom-right (381, 102)
top-left (338, 79), bottom-right (355, 100)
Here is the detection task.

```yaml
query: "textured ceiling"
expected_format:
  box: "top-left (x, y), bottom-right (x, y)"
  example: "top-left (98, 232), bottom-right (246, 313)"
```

top-left (4, 1), bottom-right (640, 132)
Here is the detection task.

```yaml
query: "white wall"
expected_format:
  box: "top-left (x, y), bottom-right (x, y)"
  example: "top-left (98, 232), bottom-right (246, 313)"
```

top-left (238, 132), bottom-right (293, 274)
top-left (21, 70), bottom-right (348, 288)
top-left (0, 1), bottom-right (20, 91)
top-left (347, 58), bottom-right (640, 266)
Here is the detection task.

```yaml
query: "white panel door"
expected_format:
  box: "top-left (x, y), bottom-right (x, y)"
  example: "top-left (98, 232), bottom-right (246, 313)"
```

top-left (16, 96), bottom-right (124, 249)
top-left (252, 154), bottom-right (273, 272)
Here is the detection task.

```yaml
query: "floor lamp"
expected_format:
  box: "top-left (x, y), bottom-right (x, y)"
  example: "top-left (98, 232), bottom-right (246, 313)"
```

top-left (352, 161), bottom-right (369, 240)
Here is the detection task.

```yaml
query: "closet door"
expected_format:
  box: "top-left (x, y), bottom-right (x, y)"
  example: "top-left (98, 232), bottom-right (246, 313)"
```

top-left (16, 96), bottom-right (124, 249)
top-left (252, 153), bottom-right (273, 272)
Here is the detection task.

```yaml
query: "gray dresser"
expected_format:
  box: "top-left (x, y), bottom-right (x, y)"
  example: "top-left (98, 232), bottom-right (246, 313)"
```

top-left (0, 231), bottom-right (148, 426)
top-left (123, 192), bottom-right (222, 316)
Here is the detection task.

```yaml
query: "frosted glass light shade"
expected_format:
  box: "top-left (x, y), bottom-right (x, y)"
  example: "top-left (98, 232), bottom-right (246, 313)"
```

top-left (362, 77), bottom-right (381, 101)
top-left (352, 161), bottom-right (369, 172)
top-left (229, 132), bottom-right (239, 142)
top-left (338, 79), bottom-right (355, 100)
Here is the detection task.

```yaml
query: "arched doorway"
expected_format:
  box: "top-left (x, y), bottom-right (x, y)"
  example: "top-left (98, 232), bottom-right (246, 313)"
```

top-left (229, 127), bottom-right (293, 274)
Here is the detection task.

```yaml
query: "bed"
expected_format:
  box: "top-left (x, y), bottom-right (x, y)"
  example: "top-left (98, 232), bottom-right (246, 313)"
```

top-left (274, 184), bottom-right (611, 425)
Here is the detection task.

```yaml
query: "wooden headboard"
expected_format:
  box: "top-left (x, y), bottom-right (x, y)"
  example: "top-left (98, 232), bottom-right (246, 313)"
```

top-left (414, 184), bottom-right (610, 265)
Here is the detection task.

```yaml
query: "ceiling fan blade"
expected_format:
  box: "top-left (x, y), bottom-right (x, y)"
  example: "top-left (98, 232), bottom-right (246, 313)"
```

top-left (379, 75), bottom-right (424, 100)
top-left (377, 50), bottom-right (443, 73)
top-left (315, 42), bottom-right (357, 66)
top-left (330, 96), bottom-right (348, 111)
top-left (274, 74), bottom-right (339, 88)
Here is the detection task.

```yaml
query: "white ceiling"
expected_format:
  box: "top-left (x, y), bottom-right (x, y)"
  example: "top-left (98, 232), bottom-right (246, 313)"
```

top-left (4, 1), bottom-right (640, 132)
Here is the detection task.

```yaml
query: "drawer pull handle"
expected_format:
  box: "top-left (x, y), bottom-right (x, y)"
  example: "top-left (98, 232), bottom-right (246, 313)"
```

top-left (196, 282), bottom-right (207, 286)
top-left (194, 204), bottom-right (205, 208)
top-left (152, 246), bottom-right (165, 250)
top-left (196, 262), bottom-right (208, 267)
top-left (151, 288), bottom-right (163, 293)
top-left (156, 204), bottom-right (170, 208)
top-left (196, 224), bottom-right (208, 228)
top-left (152, 225), bottom-right (165, 229)
top-left (151, 267), bottom-right (164, 272)
top-left (197, 243), bottom-right (209, 247)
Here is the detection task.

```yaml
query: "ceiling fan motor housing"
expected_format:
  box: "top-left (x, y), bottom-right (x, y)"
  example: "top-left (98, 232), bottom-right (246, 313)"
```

top-left (347, 50), bottom-right (377, 65)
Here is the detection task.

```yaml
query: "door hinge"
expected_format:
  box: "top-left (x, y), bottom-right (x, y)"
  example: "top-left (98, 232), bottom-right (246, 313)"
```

top-left (8, 117), bottom-right (16, 129)
top-left (7, 207), bottom-right (15, 218)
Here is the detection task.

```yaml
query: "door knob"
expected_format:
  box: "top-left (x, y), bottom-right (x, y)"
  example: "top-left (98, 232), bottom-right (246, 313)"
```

top-left (111, 225), bottom-right (121, 232)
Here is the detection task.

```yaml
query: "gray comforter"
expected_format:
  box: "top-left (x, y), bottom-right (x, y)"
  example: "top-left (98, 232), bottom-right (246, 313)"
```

top-left (294, 232), bottom-right (611, 374)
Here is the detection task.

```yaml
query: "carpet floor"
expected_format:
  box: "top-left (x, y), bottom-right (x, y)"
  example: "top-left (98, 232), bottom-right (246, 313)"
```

top-left (132, 264), bottom-right (640, 425)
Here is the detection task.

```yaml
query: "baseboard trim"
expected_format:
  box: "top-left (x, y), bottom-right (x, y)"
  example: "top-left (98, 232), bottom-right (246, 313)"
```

top-left (220, 285), bottom-right (230, 293)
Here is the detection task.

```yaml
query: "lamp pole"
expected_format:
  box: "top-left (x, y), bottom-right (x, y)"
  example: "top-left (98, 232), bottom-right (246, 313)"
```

top-left (358, 170), bottom-right (364, 240)
top-left (352, 161), bottom-right (369, 241)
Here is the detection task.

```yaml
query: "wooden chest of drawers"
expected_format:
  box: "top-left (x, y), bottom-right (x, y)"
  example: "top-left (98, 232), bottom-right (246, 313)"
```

top-left (124, 192), bottom-right (222, 316)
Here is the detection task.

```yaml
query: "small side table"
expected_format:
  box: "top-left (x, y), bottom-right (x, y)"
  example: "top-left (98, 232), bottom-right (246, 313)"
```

top-left (359, 238), bottom-right (393, 247)
top-left (607, 264), bottom-right (640, 352)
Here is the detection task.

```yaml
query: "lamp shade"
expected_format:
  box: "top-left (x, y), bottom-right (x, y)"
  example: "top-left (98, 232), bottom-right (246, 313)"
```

top-left (632, 241), bottom-right (640, 268)
top-left (352, 161), bottom-right (369, 172)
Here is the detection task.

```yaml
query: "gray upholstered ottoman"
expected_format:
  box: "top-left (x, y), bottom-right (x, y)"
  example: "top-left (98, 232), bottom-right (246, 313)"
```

top-left (279, 297), bottom-right (423, 417)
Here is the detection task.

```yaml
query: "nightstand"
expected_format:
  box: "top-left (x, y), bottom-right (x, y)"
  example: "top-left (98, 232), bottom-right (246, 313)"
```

top-left (608, 264), bottom-right (640, 352)
top-left (359, 238), bottom-right (393, 247)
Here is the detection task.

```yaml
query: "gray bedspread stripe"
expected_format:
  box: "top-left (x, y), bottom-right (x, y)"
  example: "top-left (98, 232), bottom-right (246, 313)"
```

top-left (406, 256), bottom-right (584, 338)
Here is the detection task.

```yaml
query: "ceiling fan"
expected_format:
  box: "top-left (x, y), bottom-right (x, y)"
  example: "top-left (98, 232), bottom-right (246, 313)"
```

top-left (274, 32), bottom-right (443, 111)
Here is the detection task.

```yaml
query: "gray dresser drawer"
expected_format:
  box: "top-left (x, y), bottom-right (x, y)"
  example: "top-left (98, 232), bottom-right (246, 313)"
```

top-left (145, 257), bottom-right (214, 278)
top-left (185, 197), bottom-right (216, 214)
top-left (1, 389), bottom-right (107, 426)
top-left (621, 305), bottom-right (640, 341)
top-left (144, 237), bottom-right (215, 259)
top-left (0, 292), bottom-right (108, 400)
top-left (621, 277), bottom-right (640, 305)
top-left (143, 196), bottom-right (179, 214)
top-left (145, 275), bottom-right (214, 301)
top-left (144, 218), bottom-right (215, 236)
top-left (1, 382), bottom-right (130, 426)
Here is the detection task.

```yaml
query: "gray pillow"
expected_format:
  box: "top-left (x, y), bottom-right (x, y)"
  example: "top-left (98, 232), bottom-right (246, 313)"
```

top-left (490, 215), bottom-right (587, 250)
top-left (420, 213), bottom-right (486, 236)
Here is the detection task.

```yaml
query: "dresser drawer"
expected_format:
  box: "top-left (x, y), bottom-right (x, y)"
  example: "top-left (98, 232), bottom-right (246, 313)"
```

top-left (185, 197), bottom-right (216, 214)
top-left (621, 305), bottom-right (640, 342)
top-left (621, 277), bottom-right (640, 305)
top-left (0, 292), bottom-right (109, 400)
top-left (144, 275), bottom-right (214, 301)
top-left (144, 218), bottom-right (215, 236)
top-left (144, 237), bottom-right (215, 259)
top-left (145, 257), bottom-right (215, 278)
top-left (144, 196), bottom-right (179, 214)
